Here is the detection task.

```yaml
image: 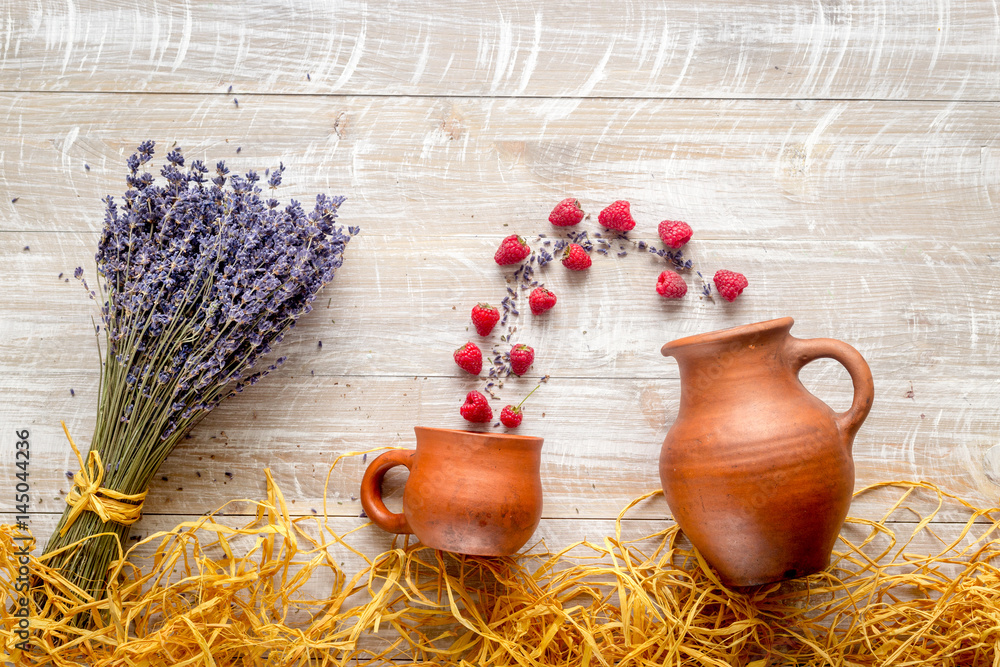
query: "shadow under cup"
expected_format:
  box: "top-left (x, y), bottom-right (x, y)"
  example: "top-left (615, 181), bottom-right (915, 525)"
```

top-left (359, 427), bottom-right (544, 557)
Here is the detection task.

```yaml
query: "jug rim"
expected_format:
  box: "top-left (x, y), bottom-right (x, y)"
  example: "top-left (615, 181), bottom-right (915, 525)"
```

top-left (414, 426), bottom-right (544, 445)
top-left (661, 316), bottom-right (794, 355)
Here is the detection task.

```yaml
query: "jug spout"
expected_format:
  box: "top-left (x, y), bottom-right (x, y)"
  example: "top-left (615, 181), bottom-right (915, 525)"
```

top-left (661, 317), bottom-right (795, 360)
top-left (661, 317), bottom-right (796, 402)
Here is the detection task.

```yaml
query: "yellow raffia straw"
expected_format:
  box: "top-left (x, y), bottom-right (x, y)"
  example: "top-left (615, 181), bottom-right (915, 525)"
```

top-left (2, 452), bottom-right (1000, 666)
top-left (58, 422), bottom-right (148, 536)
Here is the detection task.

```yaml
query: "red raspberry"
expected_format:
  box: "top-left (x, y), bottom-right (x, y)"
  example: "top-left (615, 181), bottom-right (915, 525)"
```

top-left (656, 271), bottom-right (687, 298)
top-left (561, 243), bottom-right (592, 271)
top-left (500, 384), bottom-right (540, 428)
top-left (509, 344), bottom-right (534, 376)
top-left (657, 220), bottom-right (692, 249)
top-left (471, 303), bottom-right (500, 336)
top-left (598, 200), bottom-right (635, 232)
top-left (499, 405), bottom-right (523, 428)
top-left (548, 198), bottom-right (585, 226)
top-left (494, 235), bottom-right (530, 265)
top-left (453, 342), bottom-right (483, 375)
top-left (528, 287), bottom-right (557, 315)
top-left (713, 270), bottom-right (748, 302)
top-left (460, 391), bottom-right (493, 423)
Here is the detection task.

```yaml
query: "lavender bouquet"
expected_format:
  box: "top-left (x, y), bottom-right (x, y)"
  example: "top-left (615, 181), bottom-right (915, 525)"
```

top-left (42, 141), bottom-right (355, 605)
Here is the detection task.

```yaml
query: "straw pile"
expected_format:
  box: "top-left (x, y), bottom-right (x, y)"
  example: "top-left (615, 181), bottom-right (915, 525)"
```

top-left (2, 454), bottom-right (998, 666)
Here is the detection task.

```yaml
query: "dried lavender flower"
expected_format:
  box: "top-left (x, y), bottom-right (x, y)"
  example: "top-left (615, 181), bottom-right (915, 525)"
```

top-left (42, 141), bottom-right (354, 606)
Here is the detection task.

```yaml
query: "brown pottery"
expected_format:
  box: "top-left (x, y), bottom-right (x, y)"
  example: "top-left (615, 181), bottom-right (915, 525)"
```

top-left (659, 317), bottom-right (874, 586)
top-left (360, 427), bottom-right (543, 556)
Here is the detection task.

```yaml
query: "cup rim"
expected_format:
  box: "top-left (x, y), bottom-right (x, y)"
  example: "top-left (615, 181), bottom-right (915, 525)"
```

top-left (661, 316), bottom-right (794, 355)
top-left (414, 425), bottom-right (543, 445)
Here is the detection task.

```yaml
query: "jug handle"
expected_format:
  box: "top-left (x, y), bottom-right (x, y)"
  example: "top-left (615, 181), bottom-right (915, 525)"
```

top-left (786, 337), bottom-right (875, 443)
top-left (360, 449), bottom-right (414, 534)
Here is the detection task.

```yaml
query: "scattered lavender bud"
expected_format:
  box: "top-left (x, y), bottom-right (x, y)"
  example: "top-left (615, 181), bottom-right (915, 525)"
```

top-left (318, 340), bottom-right (323, 348)
top-left (70, 388), bottom-right (75, 396)
top-left (227, 85), bottom-right (233, 94)
top-left (11, 197), bottom-right (18, 203)
top-left (307, 73), bottom-right (311, 81)
top-left (22, 246), bottom-right (29, 251)
top-left (233, 98), bottom-right (239, 107)
top-left (84, 164), bottom-right (90, 171)
top-left (236, 147), bottom-right (242, 153)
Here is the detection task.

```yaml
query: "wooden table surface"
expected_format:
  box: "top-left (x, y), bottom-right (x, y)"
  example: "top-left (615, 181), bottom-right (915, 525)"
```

top-left (1, 0), bottom-right (999, 604)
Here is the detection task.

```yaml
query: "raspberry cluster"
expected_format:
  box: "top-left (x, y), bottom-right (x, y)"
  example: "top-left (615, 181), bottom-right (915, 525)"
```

top-left (453, 199), bottom-right (750, 429)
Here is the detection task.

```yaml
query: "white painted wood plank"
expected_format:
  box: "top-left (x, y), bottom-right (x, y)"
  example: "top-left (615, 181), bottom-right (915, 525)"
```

top-left (2, 233), bottom-right (997, 381)
top-left (1, 95), bottom-right (996, 240)
top-left (1, 371), bottom-right (997, 521)
top-left (1, 1), bottom-right (998, 100)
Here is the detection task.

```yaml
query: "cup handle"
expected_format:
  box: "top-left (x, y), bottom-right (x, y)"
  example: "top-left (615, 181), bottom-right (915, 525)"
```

top-left (359, 449), bottom-right (415, 534)
top-left (786, 336), bottom-right (875, 445)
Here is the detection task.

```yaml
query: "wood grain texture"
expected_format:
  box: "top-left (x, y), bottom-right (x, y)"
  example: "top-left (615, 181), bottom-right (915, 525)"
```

top-left (2, 373), bottom-right (997, 522)
top-left (0, 95), bottom-right (997, 240)
top-left (4, 233), bottom-right (998, 376)
top-left (1, 1), bottom-right (999, 100)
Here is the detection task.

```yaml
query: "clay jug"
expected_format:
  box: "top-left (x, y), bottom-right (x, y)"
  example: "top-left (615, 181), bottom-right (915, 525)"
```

top-left (659, 317), bottom-right (874, 586)
top-left (360, 427), bottom-right (543, 556)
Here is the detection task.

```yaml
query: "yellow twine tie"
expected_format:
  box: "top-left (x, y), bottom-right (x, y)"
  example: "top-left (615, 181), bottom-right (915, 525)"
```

top-left (60, 421), bottom-right (148, 536)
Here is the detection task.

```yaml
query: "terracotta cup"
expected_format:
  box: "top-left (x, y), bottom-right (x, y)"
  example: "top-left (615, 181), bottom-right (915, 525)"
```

top-left (660, 317), bottom-right (874, 586)
top-left (359, 427), bottom-right (544, 556)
